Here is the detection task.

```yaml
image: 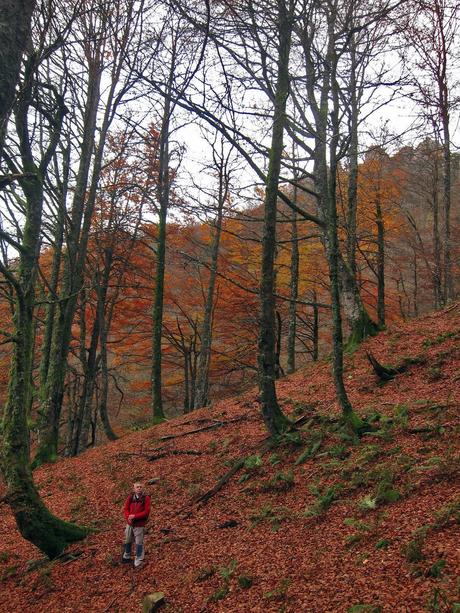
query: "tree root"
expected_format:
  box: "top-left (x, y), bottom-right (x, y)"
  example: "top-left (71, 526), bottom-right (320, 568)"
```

top-left (366, 351), bottom-right (406, 381)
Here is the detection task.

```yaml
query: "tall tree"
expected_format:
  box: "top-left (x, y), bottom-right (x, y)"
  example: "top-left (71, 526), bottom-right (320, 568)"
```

top-left (0, 0), bottom-right (36, 155)
top-left (0, 6), bottom-right (87, 556)
top-left (399, 0), bottom-right (459, 303)
top-left (193, 135), bottom-right (234, 408)
top-left (256, 0), bottom-right (296, 435)
top-left (35, 0), bottom-right (144, 464)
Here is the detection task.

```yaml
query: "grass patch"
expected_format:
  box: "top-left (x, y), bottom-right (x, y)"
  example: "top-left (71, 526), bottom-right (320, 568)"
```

top-left (402, 526), bottom-right (429, 563)
top-left (209, 585), bottom-right (229, 602)
top-left (237, 574), bottom-right (253, 589)
top-left (427, 559), bottom-right (446, 579)
top-left (305, 484), bottom-right (343, 518)
top-left (422, 329), bottom-right (459, 348)
top-left (250, 505), bottom-right (291, 531)
top-left (295, 435), bottom-right (323, 465)
top-left (260, 470), bottom-right (295, 493)
top-left (263, 577), bottom-right (291, 602)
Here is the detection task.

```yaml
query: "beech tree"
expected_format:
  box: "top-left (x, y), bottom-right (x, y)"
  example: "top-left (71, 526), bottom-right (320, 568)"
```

top-left (0, 3), bottom-right (87, 556)
top-left (35, 0), bottom-right (144, 464)
top-left (398, 0), bottom-right (459, 304)
top-left (0, 0), bottom-right (36, 155)
top-left (193, 134), bottom-right (236, 409)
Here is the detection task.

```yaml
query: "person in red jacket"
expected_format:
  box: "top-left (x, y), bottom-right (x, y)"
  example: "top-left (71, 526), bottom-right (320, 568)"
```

top-left (122, 482), bottom-right (151, 567)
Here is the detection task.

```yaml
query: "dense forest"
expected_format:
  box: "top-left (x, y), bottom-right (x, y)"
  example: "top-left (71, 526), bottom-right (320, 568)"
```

top-left (0, 0), bottom-right (459, 566)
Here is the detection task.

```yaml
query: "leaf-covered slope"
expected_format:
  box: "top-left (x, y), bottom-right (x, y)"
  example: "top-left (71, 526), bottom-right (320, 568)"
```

top-left (0, 304), bottom-right (459, 612)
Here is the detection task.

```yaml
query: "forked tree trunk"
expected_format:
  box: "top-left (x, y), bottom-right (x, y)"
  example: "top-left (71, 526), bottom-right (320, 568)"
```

top-left (312, 16), bottom-right (362, 429)
top-left (1, 87), bottom-right (86, 556)
top-left (34, 56), bottom-right (104, 466)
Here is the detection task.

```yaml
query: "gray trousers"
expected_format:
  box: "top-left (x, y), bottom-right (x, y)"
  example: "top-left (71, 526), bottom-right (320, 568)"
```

top-left (124, 524), bottom-right (145, 546)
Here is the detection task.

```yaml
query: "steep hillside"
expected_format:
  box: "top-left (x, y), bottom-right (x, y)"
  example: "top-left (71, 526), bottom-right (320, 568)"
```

top-left (0, 305), bottom-right (459, 613)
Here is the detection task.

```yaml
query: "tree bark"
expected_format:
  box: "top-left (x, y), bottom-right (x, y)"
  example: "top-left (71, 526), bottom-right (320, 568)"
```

top-left (375, 194), bottom-right (385, 326)
top-left (193, 146), bottom-right (227, 409)
top-left (286, 192), bottom-right (299, 374)
top-left (34, 55), bottom-right (104, 465)
top-left (151, 96), bottom-right (171, 421)
top-left (346, 31), bottom-right (359, 281)
top-left (257, 0), bottom-right (293, 436)
top-left (0, 0), bottom-right (36, 155)
top-left (1, 74), bottom-right (86, 557)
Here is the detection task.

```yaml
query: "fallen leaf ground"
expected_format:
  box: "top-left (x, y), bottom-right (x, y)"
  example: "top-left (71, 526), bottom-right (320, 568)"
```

top-left (0, 304), bottom-right (459, 612)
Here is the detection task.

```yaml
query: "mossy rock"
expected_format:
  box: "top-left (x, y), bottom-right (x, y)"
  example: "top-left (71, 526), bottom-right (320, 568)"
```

top-left (142, 592), bottom-right (165, 612)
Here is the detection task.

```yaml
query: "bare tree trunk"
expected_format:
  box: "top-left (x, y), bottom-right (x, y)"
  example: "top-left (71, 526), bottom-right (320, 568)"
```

top-left (35, 55), bottom-right (103, 465)
top-left (39, 146), bottom-right (68, 388)
top-left (375, 195), bottom-right (385, 326)
top-left (35, 0), bottom-right (139, 464)
top-left (193, 144), bottom-right (228, 409)
top-left (286, 194), bottom-right (299, 374)
top-left (441, 110), bottom-right (452, 302)
top-left (431, 156), bottom-right (442, 308)
top-left (313, 14), bottom-right (361, 429)
top-left (0, 0), bottom-right (36, 155)
top-left (151, 96), bottom-right (170, 421)
top-left (311, 294), bottom-right (319, 362)
top-left (0, 70), bottom-right (86, 557)
top-left (346, 31), bottom-right (359, 281)
top-left (98, 310), bottom-right (117, 441)
top-left (257, 0), bottom-right (293, 436)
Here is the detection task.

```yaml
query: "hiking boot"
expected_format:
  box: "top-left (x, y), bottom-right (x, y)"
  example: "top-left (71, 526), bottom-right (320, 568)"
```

top-left (122, 543), bottom-right (132, 562)
top-left (134, 543), bottom-right (144, 567)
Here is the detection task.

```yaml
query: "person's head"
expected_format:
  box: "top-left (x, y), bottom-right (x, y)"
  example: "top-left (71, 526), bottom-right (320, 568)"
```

top-left (133, 482), bottom-right (144, 495)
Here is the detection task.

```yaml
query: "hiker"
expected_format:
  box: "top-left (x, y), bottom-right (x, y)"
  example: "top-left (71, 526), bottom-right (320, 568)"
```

top-left (122, 482), bottom-right (151, 567)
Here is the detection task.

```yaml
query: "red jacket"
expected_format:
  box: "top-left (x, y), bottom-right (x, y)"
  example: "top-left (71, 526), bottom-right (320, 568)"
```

top-left (123, 493), bottom-right (151, 527)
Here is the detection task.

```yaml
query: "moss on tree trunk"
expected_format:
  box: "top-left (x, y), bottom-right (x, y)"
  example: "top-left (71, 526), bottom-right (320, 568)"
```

top-left (257, 0), bottom-right (294, 437)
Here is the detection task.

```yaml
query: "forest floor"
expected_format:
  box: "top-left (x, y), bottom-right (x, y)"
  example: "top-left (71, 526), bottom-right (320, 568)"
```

top-left (0, 304), bottom-right (459, 613)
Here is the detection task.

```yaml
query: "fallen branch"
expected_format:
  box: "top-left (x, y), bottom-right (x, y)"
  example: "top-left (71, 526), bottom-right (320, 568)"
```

top-left (194, 458), bottom-right (246, 505)
top-left (103, 597), bottom-right (119, 612)
top-left (61, 551), bottom-right (85, 566)
top-left (160, 415), bottom-right (247, 441)
top-left (171, 417), bottom-right (217, 428)
top-left (115, 445), bottom-right (170, 459)
top-left (407, 424), bottom-right (451, 434)
top-left (293, 415), bottom-right (314, 428)
top-left (148, 450), bottom-right (203, 462)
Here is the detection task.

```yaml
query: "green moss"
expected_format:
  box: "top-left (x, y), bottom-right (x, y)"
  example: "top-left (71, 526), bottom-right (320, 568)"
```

top-left (237, 574), bottom-right (253, 589)
top-left (346, 311), bottom-right (380, 353)
top-left (427, 559), bottom-right (446, 578)
top-left (209, 585), bottom-right (229, 601)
